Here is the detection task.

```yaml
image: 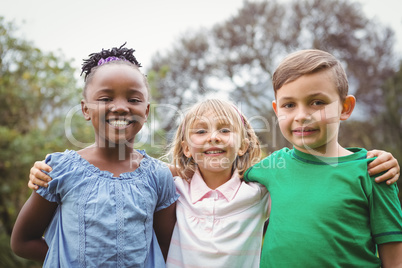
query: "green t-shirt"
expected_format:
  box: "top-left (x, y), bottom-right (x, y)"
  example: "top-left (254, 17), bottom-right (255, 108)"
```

top-left (244, 147), bottom-right (402, 268)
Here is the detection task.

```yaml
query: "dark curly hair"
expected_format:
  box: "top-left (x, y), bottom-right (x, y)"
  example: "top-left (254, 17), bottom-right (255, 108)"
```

top-left (81, 42), bottom-right (142, 80)
top-left (81, 43), bottom-right (149, 99)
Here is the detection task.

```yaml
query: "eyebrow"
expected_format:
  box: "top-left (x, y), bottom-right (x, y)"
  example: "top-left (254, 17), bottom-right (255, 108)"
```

top-left (278, 92), bottom-right (330, 101)
top-left (96, 88), bottom-right (146, 97)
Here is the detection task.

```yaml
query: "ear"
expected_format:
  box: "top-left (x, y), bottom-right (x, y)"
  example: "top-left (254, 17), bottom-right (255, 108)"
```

top-left (272, 100), bottom-right (278, 116)
top-left (181, 141), bottom-right (192, 158)
top-left (81, 99), bottom-right (91, 121)
top-left (238, 138), bottom-right (250, 157)
top-left (340, 95), bottom-right (356, 121)
top-left (144, 102), bottom-right (150, 122)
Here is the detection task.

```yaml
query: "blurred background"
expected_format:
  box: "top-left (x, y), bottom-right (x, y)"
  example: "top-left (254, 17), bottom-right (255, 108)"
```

top-left (1, 0), bottom-right (401, 266)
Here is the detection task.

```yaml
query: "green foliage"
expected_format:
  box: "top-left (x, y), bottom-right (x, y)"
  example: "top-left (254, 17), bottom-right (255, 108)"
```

top-left (148, 0), bottom-right (402, 201)
top-left (0, 16), bottom-right (90, 266)
top-left (148, 0), bottom-right (399, 154)
top-left (375, 62), bottom-right (402, 200)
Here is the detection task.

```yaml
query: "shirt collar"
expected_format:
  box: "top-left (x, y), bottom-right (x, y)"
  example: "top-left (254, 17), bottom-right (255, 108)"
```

top-left (190, 169), bottom-right (242, 203)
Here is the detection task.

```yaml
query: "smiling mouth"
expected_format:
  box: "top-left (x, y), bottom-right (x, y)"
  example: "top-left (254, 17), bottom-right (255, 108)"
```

top-left (107, 119), bottom-right (134, 128)
top-left (292, 128), bottom-right (317, 135)
top-left (204, 150), bottom-right (225, 155)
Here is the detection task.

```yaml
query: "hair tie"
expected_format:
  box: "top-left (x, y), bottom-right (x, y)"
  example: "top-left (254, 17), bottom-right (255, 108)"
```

top-left (232, 105), bottom-right (245, 126)
top-left (97, 56), bottom-right (128, 66)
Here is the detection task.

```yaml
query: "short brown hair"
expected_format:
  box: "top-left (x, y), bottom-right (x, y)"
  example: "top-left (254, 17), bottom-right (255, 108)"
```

top-left (272, 49), bottom-right (349, 101)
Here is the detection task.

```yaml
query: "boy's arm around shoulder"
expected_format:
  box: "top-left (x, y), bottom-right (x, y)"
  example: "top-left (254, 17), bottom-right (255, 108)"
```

top-left (10, 191), bottom-right (58, 262)
top-left (378, 242), bottom-right (402, 268)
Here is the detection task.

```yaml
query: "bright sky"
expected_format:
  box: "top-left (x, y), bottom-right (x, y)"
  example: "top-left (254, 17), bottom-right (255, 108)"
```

top-left (1, 0), bottom-right (402, 71)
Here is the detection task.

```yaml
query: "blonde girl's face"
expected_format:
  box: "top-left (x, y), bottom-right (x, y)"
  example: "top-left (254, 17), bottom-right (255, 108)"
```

top-left (182, 112), bottom-right (245, 179)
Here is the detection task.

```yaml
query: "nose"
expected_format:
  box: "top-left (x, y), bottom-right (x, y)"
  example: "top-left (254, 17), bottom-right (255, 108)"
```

top-left (294, 106), bottom-right (312, 123)
top-left (109, 99), bottom-right (129, 114)
top-left (207, 130), bottom-right (222, 143)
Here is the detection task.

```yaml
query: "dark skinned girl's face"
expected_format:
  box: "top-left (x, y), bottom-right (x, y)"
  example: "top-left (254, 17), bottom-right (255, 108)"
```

top-left (81, 64), bottom-right (150, 147)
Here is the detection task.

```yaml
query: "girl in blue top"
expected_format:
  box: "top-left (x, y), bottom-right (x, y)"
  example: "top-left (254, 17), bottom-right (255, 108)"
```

top-left (11, 44), bottom-right (179, 267)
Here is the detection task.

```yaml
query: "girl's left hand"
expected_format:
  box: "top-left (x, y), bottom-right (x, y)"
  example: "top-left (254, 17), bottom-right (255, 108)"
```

top-left (367, 150), bottom-right (400, 185)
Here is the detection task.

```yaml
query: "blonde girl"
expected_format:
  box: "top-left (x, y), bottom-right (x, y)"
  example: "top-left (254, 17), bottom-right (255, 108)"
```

top-left (166, 99), bottom-right (270, 268)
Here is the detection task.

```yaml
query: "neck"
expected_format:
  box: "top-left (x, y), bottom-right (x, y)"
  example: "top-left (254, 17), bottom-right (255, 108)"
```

top-left (296, 141), bottom-right (351, 158)
top-left (79, 143), bottom-right (142, 177)
top-left (91, 142), bottom-right (135, 161)
top-left (198, 168), bottom-right (233, 190)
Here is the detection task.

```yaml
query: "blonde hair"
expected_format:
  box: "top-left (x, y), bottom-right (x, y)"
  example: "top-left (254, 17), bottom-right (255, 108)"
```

top-left (273, 49), bottom-right (349, 101)
top-left (167, 99), bottom-right (261, 180)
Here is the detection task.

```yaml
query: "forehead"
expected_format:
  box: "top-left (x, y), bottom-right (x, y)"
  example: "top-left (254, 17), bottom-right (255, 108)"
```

top-left (191, 112), bottom-right (232, 125)
top-left (276, 70), bottom-right (339, 100)
top-left (87, 64), bottom-right (148, 97)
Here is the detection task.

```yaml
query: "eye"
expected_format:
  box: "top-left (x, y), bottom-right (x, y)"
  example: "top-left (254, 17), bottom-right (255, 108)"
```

top-left (194, 129), bottom-right (207, 134)
top-left (311, 100), bottom-right (326, 106)
top-left (220, 128), bottom-right (231, 133)
top-left (98, 97), bottom-right (112, 102)
top-left (283, 103), bottom-right (295, 109)
top-left (129, 98), bottom-right (142, 103)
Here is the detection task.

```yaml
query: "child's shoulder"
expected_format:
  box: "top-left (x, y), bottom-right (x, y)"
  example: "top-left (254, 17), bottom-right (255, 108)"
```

top-left (138, 150), bottom-right (169, 171)
top-left (45, 149), bottom-right (84, 176)
top-left (46, 149), bottom-right (80, 166)
top-left (253, 147), bottom-right (292, 168)
top-left (137, 150), bottom-right (173, 182)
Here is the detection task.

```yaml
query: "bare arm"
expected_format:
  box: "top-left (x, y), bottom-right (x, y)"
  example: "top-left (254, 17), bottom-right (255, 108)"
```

top-left (367, 150), bottom-right (400, 184)
top-left (378, 242), bottom-right (402, 268)
top-left (153, 202), bottom-right (177, 261)
top-left (11, 191), bottom-right (58, 262)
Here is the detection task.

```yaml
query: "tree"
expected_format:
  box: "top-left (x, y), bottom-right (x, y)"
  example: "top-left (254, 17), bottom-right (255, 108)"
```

top-left (148, 0), bottom-right (398, 154)
top-left (374, 62), bottom-right (402, 202)
top-left (0, 17), bottom-right (86, 267)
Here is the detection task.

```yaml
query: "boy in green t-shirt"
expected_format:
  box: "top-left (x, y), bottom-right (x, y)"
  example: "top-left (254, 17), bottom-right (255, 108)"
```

top-left (245, 49), bottom-right (402, 267)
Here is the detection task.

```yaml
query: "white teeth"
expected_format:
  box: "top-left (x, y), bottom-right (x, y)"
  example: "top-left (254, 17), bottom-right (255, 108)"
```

top-left (109, 120), bottom-right (129, 127)
top-left (205, 150), bottom-right (223, 154)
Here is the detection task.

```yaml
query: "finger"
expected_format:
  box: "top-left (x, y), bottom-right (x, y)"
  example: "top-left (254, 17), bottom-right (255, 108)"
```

top-left (374, 168), bottom-right (398, 184)
top-left (367, 152), bottom-right (392, 169)
top-left (368, 162), bottom-right (393, 176)
top-left (28, 180), bottom-right (39, 190)
top-left (29, 173), bottom-right (49, 187)
top-left (34, 160), bottom-right (52, 172)
top-left (31, 166), bottom-right (52, 182)
top-left (386, 174), bottom-right (399, 185)
top-left (366, 149), bottom-right (383, 159)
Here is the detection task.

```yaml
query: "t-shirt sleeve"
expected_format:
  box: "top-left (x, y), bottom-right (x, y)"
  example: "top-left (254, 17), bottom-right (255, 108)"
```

top-left (244, 148), bottom-right (287, 184)
top-left (244, 159), bottom-right (265, 183)
top-left (151, 161), bottom-right (179, 212)
top-left (368, 175), bottom-right (402, 244)
top-left (36, 151), bottom-right (79, 204)
top-left (244, 156), bottom-right (274, 185)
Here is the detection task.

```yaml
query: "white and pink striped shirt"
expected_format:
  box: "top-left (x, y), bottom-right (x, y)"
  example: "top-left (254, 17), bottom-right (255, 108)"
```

top-left (166, 169), bottom-right (270, 268)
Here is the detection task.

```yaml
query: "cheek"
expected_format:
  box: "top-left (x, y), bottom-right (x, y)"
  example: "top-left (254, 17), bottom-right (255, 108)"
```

top-left (319, 107), bottom-right (341, 124)
top-left (187, 136), bottom-right (204, 150)
top-left (275, 109), bottom-right (289, 122)
top-left (277, 114), bottom-right (291, 129)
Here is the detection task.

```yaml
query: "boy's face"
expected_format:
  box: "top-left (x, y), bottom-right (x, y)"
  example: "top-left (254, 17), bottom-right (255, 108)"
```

top-left (272, 70), bottom-right (354, 156)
